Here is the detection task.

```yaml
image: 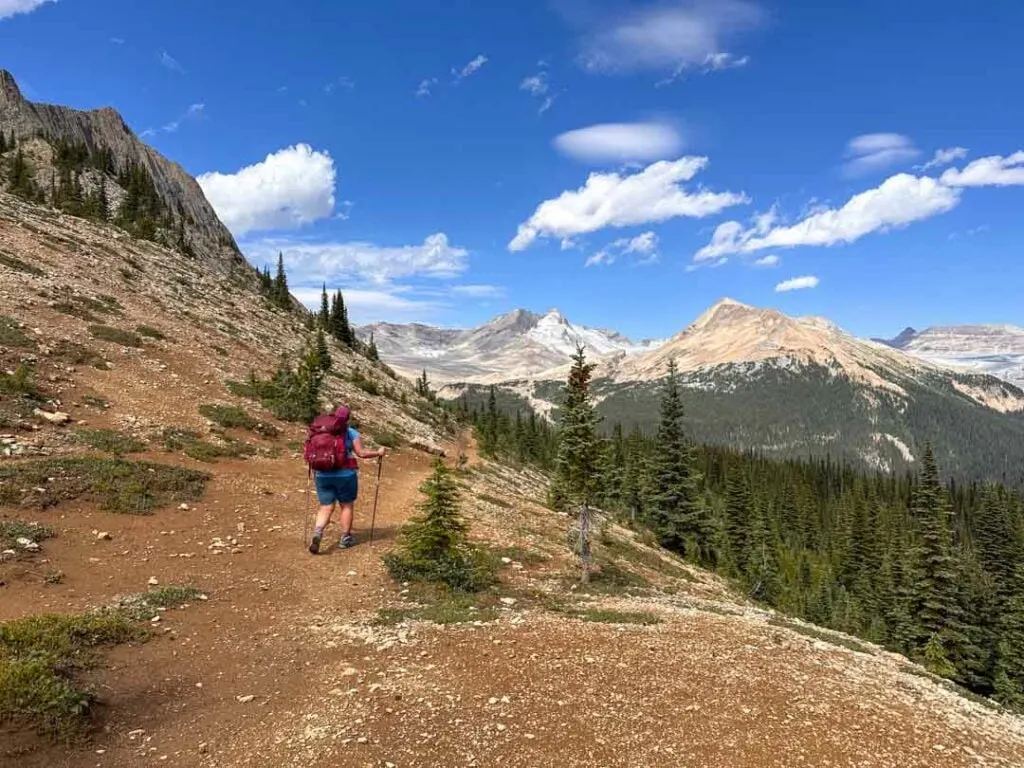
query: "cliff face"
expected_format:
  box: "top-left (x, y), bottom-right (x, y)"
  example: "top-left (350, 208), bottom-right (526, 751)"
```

top-left (0, 69), bottom-right (247, 276)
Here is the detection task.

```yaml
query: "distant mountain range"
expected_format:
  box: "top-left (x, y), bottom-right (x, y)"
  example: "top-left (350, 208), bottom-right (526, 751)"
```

top-left (358, 308), bottom-right (664, 383)
top-left (874, 325), bottom-right (1024, 389)
top-left (364, 300), bottom-right (1024, 483)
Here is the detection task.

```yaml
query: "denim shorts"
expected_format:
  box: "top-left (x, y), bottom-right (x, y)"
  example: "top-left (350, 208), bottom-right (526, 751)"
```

top-left (315, 472), bottom-right (358, 505)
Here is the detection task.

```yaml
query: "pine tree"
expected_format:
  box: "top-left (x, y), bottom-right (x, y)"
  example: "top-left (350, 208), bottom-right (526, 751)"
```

top-left (550, 344), bottom-right (601, 510)
top-left (272, 252), bottom-right (290, 309)
top-left (0, 130), bottom-right (6, 153)
top-left (650, 360), bottom-right (709, 563)
top-left (315, 328), bottom-right (332, 372)
top-left (367, 331), bottom-right (379, 361)
top-left (724, 467), bottom-right (751, 574)
top-left (329, 290), bottom-right (353, 346)
top-left (912, 444), bottom-right (967, 676)
top-left (319, 285), bottom-right (330, 329)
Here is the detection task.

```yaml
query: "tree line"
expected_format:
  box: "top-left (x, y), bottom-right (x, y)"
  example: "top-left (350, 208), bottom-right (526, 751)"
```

top-left (460, 345), bottom-right (1024, 711)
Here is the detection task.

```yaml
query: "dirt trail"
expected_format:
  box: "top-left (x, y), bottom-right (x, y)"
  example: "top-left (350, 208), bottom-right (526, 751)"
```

top-left (2, 446), bottom-right (438, 768)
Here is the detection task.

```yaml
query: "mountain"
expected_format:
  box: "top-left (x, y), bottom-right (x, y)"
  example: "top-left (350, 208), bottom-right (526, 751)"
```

top-left (0, 70), bottom-right (246, 276)
top-left (877, 324), bottom-right (1024, 389)
top-left (438, 299), bottom-right (1024, 483)
top-left (357, 308), bottom-right (660, 383)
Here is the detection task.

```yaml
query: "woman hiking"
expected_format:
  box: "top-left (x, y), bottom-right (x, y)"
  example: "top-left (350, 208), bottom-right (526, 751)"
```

top-left (304, 405), bottom-right (385, 554)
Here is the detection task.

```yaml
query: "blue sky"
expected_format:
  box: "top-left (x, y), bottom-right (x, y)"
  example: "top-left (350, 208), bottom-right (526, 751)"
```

top-left (3, 0), bottom-right (1024, 340)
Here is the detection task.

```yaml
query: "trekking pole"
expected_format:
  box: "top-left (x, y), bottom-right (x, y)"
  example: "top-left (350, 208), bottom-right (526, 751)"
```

top-left (369, 455), bottom-right (384, 545)
top-left (303, 470), bottom-right (311, 550)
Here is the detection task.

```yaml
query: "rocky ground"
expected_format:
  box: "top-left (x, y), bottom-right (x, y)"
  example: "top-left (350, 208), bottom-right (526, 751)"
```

top-left (3, 195), bottom-right (1024, 767)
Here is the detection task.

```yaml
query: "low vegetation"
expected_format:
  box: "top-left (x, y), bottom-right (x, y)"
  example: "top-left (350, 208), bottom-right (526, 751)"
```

top-left (52, 341), bottom-right (107, 368)
top-left (0, 520), bottom-right (54, 549)
top-left (570, 609), bottom-right (662, 625)
top-left (374, 591), bottom-right (499, 626)
top-left (160, 427), bottom-right (257, 463)
top-left (88, 324), bottom-right (142, 347)
top-left (0, 251), bottom-right (45, 277)
top-left (769, 617), bottom-right (874, 655)
top-left (0, 458), bottom-right (209, 513)
top-left (0, 585), bottom-right (203, 741)
top-left (226, 340), bottom-right (326, 423)
top-left (0, 316), bottom-right (36, 349)
top-left (71, 428), bottom-right (146, 456)
top-left (134, 324), bottom-right (167, 341)
top-left (372, 429), bottom-right (403, 449)
top-left (198, 403), bottom-right (279, 438)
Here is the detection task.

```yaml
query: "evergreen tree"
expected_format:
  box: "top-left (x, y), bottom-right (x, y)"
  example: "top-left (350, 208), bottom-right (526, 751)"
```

top-left (724, 467), bottom-right (751, 573)
top-left (8, 148), bottom-right (38, 200)
top-left (272, 252), bottom-right (290, 309)
top-left (319, 285), bottom-right (330, 329)
top-left (650, 360), bottom-right (709, 563)
top-left (367, 331), bottom-right (380, 361)
top-left (912, 444), bottom-right (967, 675)
top-left (329, 290), bottom-right (353, 346)
top-left (0, 130), bottom-right (6, 153)
top-left (549, 344), bottom-right (601, 510)
top-left (993, 565), bottom-right (1024, 707)
top-left (315, 328), bottom-right (332, 372)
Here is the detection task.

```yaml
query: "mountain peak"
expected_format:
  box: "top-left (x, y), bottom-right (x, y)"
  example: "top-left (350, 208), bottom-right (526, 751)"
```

top-left (0, 69), bottom-right (24, 105)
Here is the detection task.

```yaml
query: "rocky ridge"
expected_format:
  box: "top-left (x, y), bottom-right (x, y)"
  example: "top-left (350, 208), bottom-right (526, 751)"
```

top-left (0, 70), bottom-right (246, 276)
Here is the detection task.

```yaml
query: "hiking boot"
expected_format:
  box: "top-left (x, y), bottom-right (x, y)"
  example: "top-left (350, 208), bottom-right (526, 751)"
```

top-left (309, 531), bottom-right (322, 555)
top-left (338, 532), bottom-right (355, 549)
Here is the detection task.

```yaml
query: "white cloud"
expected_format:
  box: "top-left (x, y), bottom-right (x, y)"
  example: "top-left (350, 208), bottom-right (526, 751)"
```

top-left (0, 0), bottom-right (54, 20)
top-left (695, 173), bottom-right (960, 261)
top-left (520, 73), bottom-right (549, 95)
top-left (160, 51), bottom-right (184, 73)
top-left (753, 254), bottom-right (779, 267)
top-left (917, 146), bottom-right (968, 171)
top-left (842, 133), bottom-right (920, 177)
top-left (198, 144), bottom-right (337, 236)
top-left (242, 233), bottom-right (468, 286)
top-left (416, 77), bottom-right (438, 97)
top-left (585, 250), bottom-right (614, 267)
top-left (656, 51), bottom-right (750, 86)
top-left (940, 151), bottom-right (1024, 187)
top-left (454, 54), bottom-right (488, 81)
top-left (775, 275), bottom-right (819, 292)
top-left (586, 231), bottom-right (659, 267)
top-left (509, 156), bottom-right (747, 251)
top-left (554, 122), bottom-right (683, 164)
top-left (538, 95), bottom-right (556, 114)
top-left (450, 284), bottom-right (505, 298)
top-left (110, 37), bottom-right (125, 44)
top-left (571, 0), bottom-right (763, 75)
top-left (292, 287), bottom-right (440, 324)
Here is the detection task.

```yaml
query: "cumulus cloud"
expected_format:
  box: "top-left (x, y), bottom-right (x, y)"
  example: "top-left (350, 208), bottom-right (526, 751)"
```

top-left (416, 77), bottom-right (438, 97)
top-left (695, 173), bottom-right (960, 262)
top-left (160, 51), bottom-right (184, 73)
top-left (775, 275), bottom-right (819, 292)
top-left (940, 151), bottom-right (1024, 187)
top-left (842, 133), bottom-right (920, 177)
top-left (510, 156), bottom-right (747, 251)
top-left (584, 250), bottom-right (614, 267)
top-left (554, 122), bottom-right (683, 164)
top-left (753, 254), bottom-right (779, 267)
top-left (0, 0), bottom-right (54, 20)
top-left (454, 54), bottom-right (488, 81)
top-left (243, 233), bottom-right (468, 286)
top-left (917, 146), bottom-right (968, 171)
top-left (569, 0), bottom-right (763, 76)
top-left (198, 144), bottom-right (337, 236)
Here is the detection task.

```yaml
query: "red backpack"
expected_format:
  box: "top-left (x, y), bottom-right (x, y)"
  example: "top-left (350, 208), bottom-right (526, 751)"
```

top-left (303, 409), bottom-right (359, 472)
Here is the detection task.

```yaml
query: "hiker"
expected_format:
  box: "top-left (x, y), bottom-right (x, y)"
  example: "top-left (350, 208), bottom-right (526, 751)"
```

top-left (304, 405), bottom-right (385, 554)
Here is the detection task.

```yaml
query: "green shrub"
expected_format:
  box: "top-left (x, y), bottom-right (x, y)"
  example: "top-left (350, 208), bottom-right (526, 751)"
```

top-left (199, 404), bottom-right (254, 429)
top-left (135, 325), bottom-right (167, 341)
top-left (71, 429), bottom-right (146, 456)
top-left (0, 363), bottom-right (42, 398)
top-left (372, 430), bottom-right (403, 449)
top-left (349, 369), bottom-right (380, 396)
top-left (0, 520), bottom-right (54, 549)
top-left (88, 325), bottom-right (142, 348)
top-left (0, 458), bottom-right (209, 514)
top-left (53, 341), bottom-right (107, 368)
top-left (0, 316), bottom-right (36, 349)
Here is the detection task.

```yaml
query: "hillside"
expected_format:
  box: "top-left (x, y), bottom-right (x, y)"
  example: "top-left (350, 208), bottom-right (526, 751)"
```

top-left (3, 192), bottom-right (1024, 765)
top-left (878, 324), bottom-right (1024, 389)
top-left (0, 70), bottom-right (246, 277)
